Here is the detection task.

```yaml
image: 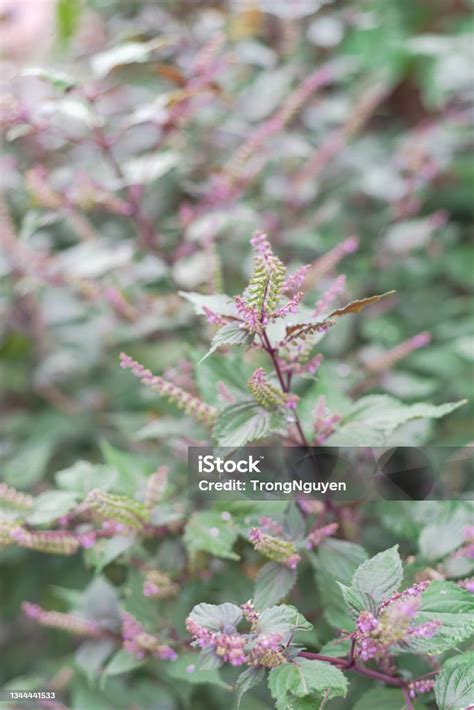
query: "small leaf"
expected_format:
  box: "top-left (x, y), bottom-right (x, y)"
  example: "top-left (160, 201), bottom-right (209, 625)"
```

top-left (328, 291), bottom-right (396, 318)
top-left (121, 152), bottom-right (179, 186)
top-left (26, 491), bottom-right (78, 525)
top-left (103, 649), bottom-right (144, 677)
top-left (258, 605), bottom-right (312, 639)
top-left (351, 545), bottom-right (402, 612)
top-left (338, 583), bottom-right (365, 620)
top-left (184, 511), bottom-right (240, 561)
top-left (434, 651), bottom-right (474, 710)
top-left (188, 603), bottom-right (243, 632)
top-left (234, 667), bottom-right (265, 709)
top-left (199, 322), bottom-right (255, 364)
top-left (213, 401), bottom-right (287, 446)
top-left (75, 640), bottom-right (115, 682)
top-left (254, 562), bottom-right (297, 610)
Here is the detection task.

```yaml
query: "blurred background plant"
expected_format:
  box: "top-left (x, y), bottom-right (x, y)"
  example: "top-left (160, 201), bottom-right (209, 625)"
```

top-left (0, 1), bottom-right (473, 708)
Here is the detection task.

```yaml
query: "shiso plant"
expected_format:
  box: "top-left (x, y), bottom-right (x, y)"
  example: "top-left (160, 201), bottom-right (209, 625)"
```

top-left (0, 1), bottom-right (473, 709)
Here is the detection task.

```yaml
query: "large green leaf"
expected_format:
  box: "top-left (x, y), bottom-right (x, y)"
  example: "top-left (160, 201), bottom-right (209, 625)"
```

top-left (434, 651), bottom-right (474, 710)
top-left (350, 545), bottom-right (403, 613)
top-left (327, 396), bottom-right (466, 446)
top-left (213, 401), bottom-right (287, 446)
top-left (403, 581), bottom-right (474, 654)
top-left (253, 562), bottom-right (297, 611)
top-left (268, 658), bottom-right (347, 704)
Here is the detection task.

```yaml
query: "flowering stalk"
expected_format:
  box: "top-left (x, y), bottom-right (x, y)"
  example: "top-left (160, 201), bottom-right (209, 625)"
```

top-left (120, 352), bottom-right (218, 425)
top-left (0, 482), bottom-right (33, 510)
top-left (9, 527), bottom-right (80, 555)
top-left (144, 468), bottom-right (169, 509)
top-left (305, 523), bottom-right (338, 550)
top-left (22, 602), bottom-right (103, 638)
top-left (249, 527), bottom-right (301, 570)
top-left (85, 489), bottom-right (150, 530)
top-left (364, 331), bottom-right (431, 373)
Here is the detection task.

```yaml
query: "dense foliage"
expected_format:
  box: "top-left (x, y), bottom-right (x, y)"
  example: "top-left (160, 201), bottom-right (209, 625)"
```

top-left (0, 1), bottom-right (473, 709)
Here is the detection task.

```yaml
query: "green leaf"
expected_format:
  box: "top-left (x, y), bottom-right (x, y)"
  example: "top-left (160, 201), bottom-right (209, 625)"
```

top-left (318, 639), bottom-right (352, 659)
top-left (75, 640), bottom-right (115, 682)
top-left (327, 395), bottom-right (466, 446)
top-left (338, 583), bottom-right (365, 621)
top-left (188, 603), bottom-right (243, 632)
top-left (99, 441), bottom-right (147, 495)
top-left (184, 511), bottom-right (240, 561)
top-left (315, 539), bottom-right (368, 583)
top-left (199, 323), bottom-right (254, 364)
top-left (353, 687), bottom-right (411, 710)
top-left (55, 461), bottom-right (117, 496)
top-left (3, 440), bottom-right (53, 488)
top-left (350, 545), bottom-right (403, 612)
top-left (434, 651), bottom-right (474, 710)
top-left (234, 667), bottom-right (265, 709)
top-left (313, 539), bottom-right (369, 628)
top-left (84, 535), bottom-right (136, 573)
top-left (268, 658), bottom-right (347, 703)
top-left (258, 605), bottom-right (312, 639)
top-left (419, 510), bottom-right (467, 561)
top-left (195, 352), bottom-right (254, 406)
top-left (91, 40), bottom-right (164, 77)
top-left (404, 581), bottom-right (474, 654)
top-left (103, 650), bottom-right (145, 677)
top-left (121, 152), bottom-right (179, 186)
top-left (26, 491), bottom-right (78, 525)
top-left (253, 562), bottom-right (297, 611)
top-left (56, 0), bottom-right (81, 44)
top-left (213, 401), bottom-right (287, 446)
top-left (22, 67), bottom-right (76, 91)
top-left (166, 653), bottom-right (230, 689)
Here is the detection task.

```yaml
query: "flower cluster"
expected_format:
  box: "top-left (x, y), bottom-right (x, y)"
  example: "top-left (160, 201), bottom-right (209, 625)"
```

top-left (249, 527), bottom-right (301, 570)
top-left (312, 395), bottom-right (341, 445)
top-left (458, 577), bottom-right (474, 593)
top-left (186, 603), bottom-right (289, 670)
top-left (241, 600), bottom-right (260, 629)
top-left (120, 352), bottom-right (218, 425)
top-left (121, 612), bottom-right (176, 661)
top-left (353, 582), bottom-right (440, 661)
top-left (143, 570), bottom-right (179, 600)
top-left (305, 523), bottom-right (338, 550)
top-left (452, 525), bottom-right (474, 560)
top-left (408, 678), bottom-right (436, 699)
top-left (185, 618), bottom-right (246, 666)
